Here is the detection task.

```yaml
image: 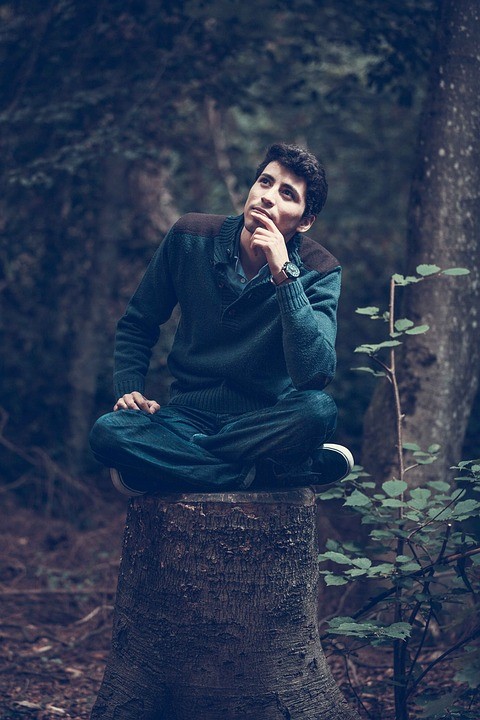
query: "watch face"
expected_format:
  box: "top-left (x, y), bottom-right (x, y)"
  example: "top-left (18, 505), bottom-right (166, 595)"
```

top-left (284, 262), bottom-right (300, 278)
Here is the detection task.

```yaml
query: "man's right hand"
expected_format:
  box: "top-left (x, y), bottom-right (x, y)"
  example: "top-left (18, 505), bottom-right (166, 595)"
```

top-left (114, 392), bottom-right (160, 414)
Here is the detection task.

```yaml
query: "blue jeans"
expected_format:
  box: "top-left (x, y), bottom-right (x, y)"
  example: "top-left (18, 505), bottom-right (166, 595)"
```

top-left (89, 390), bottom-right (337, 491)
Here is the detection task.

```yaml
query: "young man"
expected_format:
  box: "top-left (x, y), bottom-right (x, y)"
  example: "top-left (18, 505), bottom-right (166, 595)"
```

top-left (90, 143), bottom-right (353, 495)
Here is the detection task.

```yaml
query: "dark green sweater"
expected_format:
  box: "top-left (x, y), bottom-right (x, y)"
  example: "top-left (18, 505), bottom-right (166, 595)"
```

top-left (114, 213), bottom-right (341, 414)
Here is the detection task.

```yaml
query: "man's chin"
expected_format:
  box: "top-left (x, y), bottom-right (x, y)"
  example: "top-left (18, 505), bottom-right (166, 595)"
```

top-left (243, 219), bottom-right (257, 234)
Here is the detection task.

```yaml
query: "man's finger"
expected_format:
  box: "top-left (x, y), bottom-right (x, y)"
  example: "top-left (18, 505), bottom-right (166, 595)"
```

top-left (131, 392), bottom-right (150, 410)
top-left (147, 400), bottom-right (161, 414)
top-left (251, 208), bottom-right (277, 231)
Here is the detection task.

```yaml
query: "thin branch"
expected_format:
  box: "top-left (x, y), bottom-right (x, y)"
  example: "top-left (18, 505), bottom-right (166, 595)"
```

top-left (350, 547), bottom-right (480, 621)
top-left (406, 625), bottom-right (480, 697)
top-left (343, 652), bottom-right (374, 720)
top-left (407, 492), bottom-right (465, 542)
top-left (405, 607), bottom-right (433, 688)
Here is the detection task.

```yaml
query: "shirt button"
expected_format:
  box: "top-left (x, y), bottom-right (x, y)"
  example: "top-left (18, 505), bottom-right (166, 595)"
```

top-left (240, 278), bottom-right (246, 284)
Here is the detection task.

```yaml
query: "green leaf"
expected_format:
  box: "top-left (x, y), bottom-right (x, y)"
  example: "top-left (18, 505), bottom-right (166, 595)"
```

top-left (415, 693), bottom-right (458, 718)
top-left (381, 498), bottom-right (406, 508)
top-left (328, 620), bottom-right (378, 636)
top-left (398, 561), bottom-right (422, 573)
top-left (427, 444), bottom-right (441, 453)
top-left (416, 264), bottom-right (441, 276)
top-left (405, 324), bottom-right (430, 335)
top-left (409, 488), bottom-right (431, 509)
top-left (393, 274), bottom-right (421, 286)
top-left (324, 574), bottom-right (349, 586)
top-left (376, 340), bottom-right (403, 349)
top-left (428, 480), bottom-right (448, 493)
top-left (415, 454), bottom-right (437, 465)
top-left (381, 622), bottom-right (412, 640)
top-left (394, 318), bottom-right (414, 332)
top-left (352, 557), bottom-right (372, 569)
top-left (442, 267), bottom-right (470, 276)
top-left (316, 487), bottom-right (344, 500)
top-left (453, 647), bottom-right (480, 688)
top-left (382, 479), bottom-right (408, 497)
top-left (318, 551), bottom-right (352, 565)
top-left (351, 366), bottom-right (386, 377)
top-left (403, 442), bottom-right (421, 451)
top-left (344, 490), bottom-right (372, 508)
top-left (370, 529), bottom-right (396, 541)
top-left (346, 568), bottom-right (369, 577)
top-left (451, 499), bottom-right (480, 520)
top-left (368, 563), bottom-right (396, 576)
top-left (355, 306), bottom-right (380, 315)
top-left (354, 341), bottom-right (401, 354)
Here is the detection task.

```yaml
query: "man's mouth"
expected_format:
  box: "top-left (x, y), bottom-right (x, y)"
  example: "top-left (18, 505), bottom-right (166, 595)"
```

top-left (251, 207), bottom-right (272, 220)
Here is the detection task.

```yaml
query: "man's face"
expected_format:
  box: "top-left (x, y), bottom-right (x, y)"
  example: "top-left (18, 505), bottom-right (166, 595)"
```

top-left (243, 161), bottom-right (315, 242)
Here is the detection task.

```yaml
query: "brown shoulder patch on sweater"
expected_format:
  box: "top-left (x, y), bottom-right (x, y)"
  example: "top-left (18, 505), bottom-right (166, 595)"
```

top-left (299, 236), bottom-right (340, 275)
top-left (172, 213), bottom-right (227, 237)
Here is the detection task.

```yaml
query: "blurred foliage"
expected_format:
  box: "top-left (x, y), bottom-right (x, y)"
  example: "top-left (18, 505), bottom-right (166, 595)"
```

top-left (4, 0), bottom-right (477, 496)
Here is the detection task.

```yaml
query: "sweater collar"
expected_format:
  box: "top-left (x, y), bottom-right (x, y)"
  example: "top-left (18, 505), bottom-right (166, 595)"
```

top-left (214, 214), bottom-right (303, 266)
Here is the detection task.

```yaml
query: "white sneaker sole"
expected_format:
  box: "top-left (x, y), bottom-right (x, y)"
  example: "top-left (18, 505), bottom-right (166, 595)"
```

top-left (321, 443), bottom-right (355, 481)
top-left (110, 468), bottom-right (147, 497)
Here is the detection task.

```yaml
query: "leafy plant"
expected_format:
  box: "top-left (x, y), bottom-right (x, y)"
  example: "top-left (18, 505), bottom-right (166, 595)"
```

top-left (318, 265), bottom-right (480, 720)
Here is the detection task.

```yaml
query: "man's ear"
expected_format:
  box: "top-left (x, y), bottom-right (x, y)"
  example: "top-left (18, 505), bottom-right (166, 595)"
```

top-left (297, 215), bottom-right (316, 233)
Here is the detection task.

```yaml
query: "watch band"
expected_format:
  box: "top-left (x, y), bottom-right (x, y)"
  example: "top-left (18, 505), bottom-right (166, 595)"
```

top-left (271, 267), bottom-right (290, 285)
top-left (271, 261), bottom-right (300, 286)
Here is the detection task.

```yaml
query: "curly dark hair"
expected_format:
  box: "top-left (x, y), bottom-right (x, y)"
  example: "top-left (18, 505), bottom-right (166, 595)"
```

top-left (255, 143), bottom-right (328, 217)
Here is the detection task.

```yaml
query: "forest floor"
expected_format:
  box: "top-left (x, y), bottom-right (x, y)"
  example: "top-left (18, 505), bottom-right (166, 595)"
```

top-left (0, 493), bottom-right (477, 720)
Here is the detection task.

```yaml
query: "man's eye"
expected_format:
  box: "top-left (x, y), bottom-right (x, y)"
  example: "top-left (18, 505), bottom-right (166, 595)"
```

top-left (282, 188), bottom-right (294, 198)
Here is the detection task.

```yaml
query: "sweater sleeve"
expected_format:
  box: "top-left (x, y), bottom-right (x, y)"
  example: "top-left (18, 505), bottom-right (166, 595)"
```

top-left (113, 232), bottom-right (178, 399)
top-left (275, 267), bottom-right (340, 390)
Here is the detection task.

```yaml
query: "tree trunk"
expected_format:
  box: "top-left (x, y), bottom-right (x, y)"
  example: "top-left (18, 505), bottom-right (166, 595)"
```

top-left (362, 0), bottom-right (480, 486)
top-left (91, 489), bottom-right (359, 720)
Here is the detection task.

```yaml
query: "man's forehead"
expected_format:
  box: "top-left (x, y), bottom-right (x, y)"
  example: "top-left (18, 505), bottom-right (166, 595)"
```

top-left (260, 161), bottom-right (307, 196)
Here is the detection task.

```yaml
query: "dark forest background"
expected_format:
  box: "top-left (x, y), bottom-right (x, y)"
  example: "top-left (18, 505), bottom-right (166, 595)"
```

top-left (1, 0), bottom-right (479, 517)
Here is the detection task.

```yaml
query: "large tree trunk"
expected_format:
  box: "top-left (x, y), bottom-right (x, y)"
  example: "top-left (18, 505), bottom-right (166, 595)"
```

top-left (362, 0), bottom-right (480, 486)
top-left (66, 157), bottom-right (124, 472)
top-left (91, 489), bottom-right (359, 720)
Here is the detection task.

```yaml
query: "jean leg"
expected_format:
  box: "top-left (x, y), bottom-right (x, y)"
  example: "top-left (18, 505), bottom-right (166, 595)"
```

top-left (194, 390), bottom-right (338, 464)
top-left (89, 407), bottom-right (253, 490)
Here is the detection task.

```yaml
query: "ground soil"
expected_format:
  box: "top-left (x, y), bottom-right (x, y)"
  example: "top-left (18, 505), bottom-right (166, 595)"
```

top-left (0, 496), bottom-right (477, 720)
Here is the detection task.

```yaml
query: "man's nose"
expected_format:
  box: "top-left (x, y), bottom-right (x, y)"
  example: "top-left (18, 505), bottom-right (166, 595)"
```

top-left (261, 189), bottom-right (275, 206)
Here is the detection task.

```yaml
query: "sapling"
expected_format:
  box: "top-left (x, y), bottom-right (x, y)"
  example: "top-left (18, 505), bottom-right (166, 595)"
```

top-left (317, 265), bottom-right (480, 720)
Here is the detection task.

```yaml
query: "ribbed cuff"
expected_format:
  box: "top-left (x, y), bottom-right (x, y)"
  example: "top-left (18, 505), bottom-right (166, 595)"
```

top-left (274, 279), bottom-right (309, 313)
top-left (113, 375), bottom-right (146, 400)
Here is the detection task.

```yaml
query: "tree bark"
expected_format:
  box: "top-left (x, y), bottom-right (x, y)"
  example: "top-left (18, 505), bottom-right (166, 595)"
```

top-left (66, 156), bottom-right (124, 472)
top-left (91, 489), bottom-right (359, 720)
top-left (362, 0), bottom-right (480, 486)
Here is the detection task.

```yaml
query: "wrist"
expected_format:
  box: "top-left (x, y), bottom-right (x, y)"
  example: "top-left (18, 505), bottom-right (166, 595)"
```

top-left (271, 261), bottom-right (300, 286)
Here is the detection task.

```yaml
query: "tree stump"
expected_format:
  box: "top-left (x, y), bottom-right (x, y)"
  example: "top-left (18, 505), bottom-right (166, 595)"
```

top-left (91, 489), bottom-right (360, 720)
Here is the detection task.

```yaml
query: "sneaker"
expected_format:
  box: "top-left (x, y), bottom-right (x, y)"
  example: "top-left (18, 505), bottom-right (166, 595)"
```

top-left (109, 468), bottom-right (155, 497)
top-left (315, 443), bottom-right (354, 484)
top-left (270, 443), bottom-right (354, 488)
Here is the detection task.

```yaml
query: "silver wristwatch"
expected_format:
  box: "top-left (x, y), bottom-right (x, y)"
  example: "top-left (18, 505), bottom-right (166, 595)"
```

top-left (271, 261), bottom-right (300, 286)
